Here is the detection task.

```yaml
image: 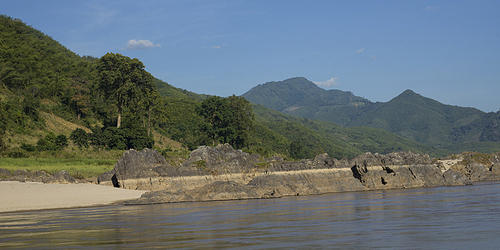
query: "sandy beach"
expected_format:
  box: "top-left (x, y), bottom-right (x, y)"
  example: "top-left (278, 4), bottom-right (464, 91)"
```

top-left (0, 181), bottom-right (147, 213)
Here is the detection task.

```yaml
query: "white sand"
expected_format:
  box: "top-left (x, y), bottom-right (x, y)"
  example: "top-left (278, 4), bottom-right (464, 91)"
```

top-left (0, 181), bottom-right (147, 213)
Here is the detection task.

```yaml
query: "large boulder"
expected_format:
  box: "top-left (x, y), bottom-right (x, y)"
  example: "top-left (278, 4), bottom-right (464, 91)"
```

top-left (350, 152), bottom-right (460, 190)
top-left (114, 148), bottom-right (167, 179)
top-left (450, 159), bottom-right (499, 182)
top-left (182, 144), bottom-right (262, 174)
top-left (443, 169), bottom-right (471, 186)
top-left (97, 148), bottom-right (168, 187)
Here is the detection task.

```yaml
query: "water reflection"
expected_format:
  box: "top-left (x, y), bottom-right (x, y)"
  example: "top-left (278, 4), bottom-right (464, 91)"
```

top-left (1, 183), bottom-right (500, 249)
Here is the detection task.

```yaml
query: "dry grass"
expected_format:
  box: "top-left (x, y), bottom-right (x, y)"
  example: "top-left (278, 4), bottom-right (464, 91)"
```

top-left (40, 111), bottom-right (92, 135)
top-left (152, 130), bottom-right (185, 151)
top-left (5, 112), bottom-right (91, 148)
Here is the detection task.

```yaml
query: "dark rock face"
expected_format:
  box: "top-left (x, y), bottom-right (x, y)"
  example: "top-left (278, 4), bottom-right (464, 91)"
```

top-left (115, 148), bottom-right (166, 179)
top-left (350, 151), bottom-right (448, 189)
top-left (97, 148), bottom-right (169, 188)
top-left (101, 145), bottom-right (500, 205)
top-left (97, 145), bottom-right (266, 190)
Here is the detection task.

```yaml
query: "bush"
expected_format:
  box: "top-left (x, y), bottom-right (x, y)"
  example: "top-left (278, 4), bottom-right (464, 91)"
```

top-left (70, 128), bottom-right (89, 148)
top-left (6, 148), bottom-right (28, 158)
top-left (55, 134), bottom-right (69, 148)
top-left (20, 143), bottom-right (36, 152)
top-left (89, 126), bottom-right (154, 150)
top-left (36, 132), bottom-right (69, 151)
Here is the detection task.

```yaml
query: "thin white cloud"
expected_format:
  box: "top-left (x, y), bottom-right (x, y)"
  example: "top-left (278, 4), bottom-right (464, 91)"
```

top-left (313, 77), bottom-right (339, 88)
top-left (210, 43), bottom-right (228, 49)
top-left (369, 55), bottom-right (377, 60)
top-left (425, 6), bottom-right (438, 11)
top-left (125, 39), bottom-right (161, 50)
top-left (86, 5), bottom-right (117, 28)
top-left (356, 48), bottom-right (364, 54)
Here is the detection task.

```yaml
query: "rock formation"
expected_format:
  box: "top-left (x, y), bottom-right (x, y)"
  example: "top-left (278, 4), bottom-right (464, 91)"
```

top-left (95, 145), bottom-right (500, 205)
top-left (0, 169), bottom-right (76, 183)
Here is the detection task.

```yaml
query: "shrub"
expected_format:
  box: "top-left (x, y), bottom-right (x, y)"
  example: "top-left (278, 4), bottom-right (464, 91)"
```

top-left (36, 132), bottom-right (69, 151)
top-left (20, 143), bottom-right (36, 152)
top-left (89, 126), bottom-right (154, 150)
top-left (6, 148), bottom-right (28, 158)
top-left (55, 134), bottom-right (69, 148)
top-left (70, 128), bottom-right (89, 148)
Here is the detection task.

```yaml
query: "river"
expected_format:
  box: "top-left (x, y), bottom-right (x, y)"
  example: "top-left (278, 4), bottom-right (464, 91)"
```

top-left (1, 182), bottom-right (500, 249)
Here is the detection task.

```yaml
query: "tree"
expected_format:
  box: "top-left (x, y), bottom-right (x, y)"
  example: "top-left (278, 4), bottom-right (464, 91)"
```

top-left (70, 128), bottom-right (89, 148)
top-left (197, 96), bottom-right (231, 146)
top-left (133, 85), bottom-right (162, 136)
top-left (97, 53), bottom-right (155, 128)
top-left (68, 76), bottom-right (90, 120)
top-left (0, 101), bottom-right (7, 154)
top-left (197, 95), bottom-right (254, 149)
top-left (226, 95), bottom-right (254, 149)
top-left (289, 140), bottom-right (304, 159)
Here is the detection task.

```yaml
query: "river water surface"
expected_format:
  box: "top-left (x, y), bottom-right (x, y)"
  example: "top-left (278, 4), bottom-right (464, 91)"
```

top-left (1, 182), bottom-right (500, 249)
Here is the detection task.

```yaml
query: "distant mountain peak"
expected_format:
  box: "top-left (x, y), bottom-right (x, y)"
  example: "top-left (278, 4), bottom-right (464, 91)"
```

top-left (402, 89), bottom-right (416, 94)
top-left (241, 77), bottom-right (369, 112)
top-left (391, 89), bottom-right (424, 102)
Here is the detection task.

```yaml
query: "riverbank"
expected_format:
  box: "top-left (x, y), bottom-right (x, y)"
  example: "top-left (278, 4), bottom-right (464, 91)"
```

top-left (0, 181), bottom-right (146, 213)
top-left (99, 145), bottom-right (500, 205)
top-left (3, 145), bottom-right (499, 211)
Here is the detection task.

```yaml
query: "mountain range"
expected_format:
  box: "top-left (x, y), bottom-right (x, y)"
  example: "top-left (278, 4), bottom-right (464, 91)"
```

top-left (242, 77), bottom-right (500, 152)
top-left (1, 14), bottom-right (499, 161)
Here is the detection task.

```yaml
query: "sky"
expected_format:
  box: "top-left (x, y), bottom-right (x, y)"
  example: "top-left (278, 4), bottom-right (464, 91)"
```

top-left (2, 0), bottom-right (499, 112)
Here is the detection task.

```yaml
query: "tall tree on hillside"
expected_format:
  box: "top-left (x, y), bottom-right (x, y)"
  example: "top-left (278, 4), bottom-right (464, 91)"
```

top-left (97, 53), bottom-right (155, 128)
top-left (197, 95), bottom-right (254, 149)
top-left (197, 96), bottom-right (232, 146)
top-left (226, 95), bottom-right (254, 148)
top-left (68, 76), bottom-right (90, 120)
top-left (133, 86), bottom-right (162, 136)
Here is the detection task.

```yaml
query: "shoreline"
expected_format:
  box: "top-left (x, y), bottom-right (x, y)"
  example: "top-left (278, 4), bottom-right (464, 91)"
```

top-left (0, 181), bottom-right (147, 213)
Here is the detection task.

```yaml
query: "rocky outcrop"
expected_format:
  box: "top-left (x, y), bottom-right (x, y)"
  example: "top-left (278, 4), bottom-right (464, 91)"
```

top-left (45, 170), bottom-right (77, 184)
top-left (0, 168), bottom-right (12, 178)
top-left (97, 145), bottom-right (500, 205)
top-left (0, 168), bottom-right (76, 183)
top-left (350, 152), bottom-right (471, 189)
top-left (97, 148), bottom-right (168, 188)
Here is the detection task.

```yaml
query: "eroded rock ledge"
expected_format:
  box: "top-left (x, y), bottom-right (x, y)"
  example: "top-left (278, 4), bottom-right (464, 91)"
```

top-left (0, 169), bottom-right (77, 184)
top-left (95, 144), bottom-right (500, 205)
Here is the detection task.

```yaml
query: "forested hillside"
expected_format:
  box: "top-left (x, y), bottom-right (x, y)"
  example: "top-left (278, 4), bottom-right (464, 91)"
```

top-left (0, 15), bottom-right (453, 161)
top-left (243, 77), bottom-right (500, 153)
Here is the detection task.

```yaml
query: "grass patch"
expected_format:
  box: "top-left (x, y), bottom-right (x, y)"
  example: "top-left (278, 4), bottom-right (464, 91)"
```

top-left (191, 159), bottom-right (218, 176)
top-left (460, 152), bottom-right (493, 166)
top-left (158, 148), bottom-right (191, 167)
top-left (0, 157), bottom-right (117, 179)
top-left (254, 162), bottom-right (271, 168)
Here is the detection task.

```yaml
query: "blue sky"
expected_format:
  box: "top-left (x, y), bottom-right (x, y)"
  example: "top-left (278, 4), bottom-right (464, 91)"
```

top-left (2, 0), bottom-right (499, 112)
